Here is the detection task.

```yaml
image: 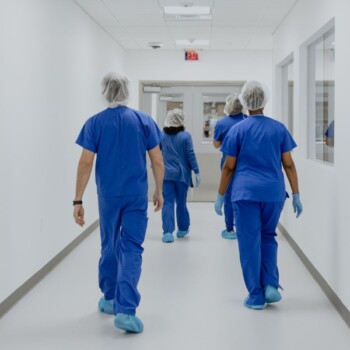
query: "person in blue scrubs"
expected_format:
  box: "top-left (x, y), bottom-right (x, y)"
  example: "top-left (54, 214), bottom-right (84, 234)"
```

top-left (325, 120), bottom-right (335, 146)
top-left (213, 95), bottom-right (247, 240)
top-left (73, 73), bottom-right (164, 333)
top-left (161, 109), bottom-right (200, 243)
top-left (214, 81), bottom-right (303, 310)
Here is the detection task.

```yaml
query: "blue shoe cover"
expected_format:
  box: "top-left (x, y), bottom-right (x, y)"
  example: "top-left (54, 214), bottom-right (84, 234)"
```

top-left (244, 297), bottom-right (265, 310)
top-left (265, 285), bottom-right (282, 304)
top-left (162, 232), bottom-right (174, 243)
top-left (98, 296), bottom-right (114, 314)
top-left (176, 230), bottom-right (189, 238)
top-left (114, 313), bottom-right (144, 333)
top-left (221, 229), bottom-right (237, 240)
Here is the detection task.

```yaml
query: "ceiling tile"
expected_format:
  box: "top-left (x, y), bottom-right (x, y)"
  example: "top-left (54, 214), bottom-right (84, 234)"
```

top-left (74, 0), bottom-right (297, 50)
top-left (168, 26), bottom-right (211, 39)
top-left (267, 0), bottom-right (297, 7)
top-left (213, 0), bottom-right (268, 8)
top-left (104, 26), bottom-right (135, 40)
top-left (125, 26), bottom-right (173, 41)
top-left (112, 13), bottom-right (165, 26)
top-left (103, 0), bottom-right (160, 10)
top-left (245, 35), bottom-right (273, 50)
top-left (74, 0), bottom-right (102, 7)
top-left (116, 39), bottom-right (141, 50)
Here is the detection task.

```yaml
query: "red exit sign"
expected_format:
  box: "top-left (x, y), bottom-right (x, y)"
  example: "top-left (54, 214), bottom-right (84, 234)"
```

top-left (185, 50), bottom-right (199, 61)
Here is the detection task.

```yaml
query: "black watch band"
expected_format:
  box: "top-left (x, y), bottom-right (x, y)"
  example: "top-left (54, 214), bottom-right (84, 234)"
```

top-left (73, 200), bottom-right (83, 205)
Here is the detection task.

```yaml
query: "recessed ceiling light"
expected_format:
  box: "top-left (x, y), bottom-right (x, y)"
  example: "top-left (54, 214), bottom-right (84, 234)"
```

top-left (164, 6), bottom-right (211, 15)
top-left (176, 39), bottom-right (209, 46)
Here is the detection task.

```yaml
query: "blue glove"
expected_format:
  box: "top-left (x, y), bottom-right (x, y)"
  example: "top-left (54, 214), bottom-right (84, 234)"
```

top-left (195, 173), bottom-right (201, 187)
top-left (214, 193), bottom-right (225, 215)
top-left (292, 193), bottom-right (303, 218)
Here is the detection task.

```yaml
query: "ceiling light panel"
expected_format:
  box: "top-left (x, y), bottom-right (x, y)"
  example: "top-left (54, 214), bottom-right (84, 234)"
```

top-left (164, 6), bottom-right (211, 15)
top-left (158, 0), bottom-right (213, 6)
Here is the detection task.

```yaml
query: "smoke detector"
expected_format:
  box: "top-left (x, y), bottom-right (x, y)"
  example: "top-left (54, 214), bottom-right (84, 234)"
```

top-left (148, 42), bottom-right (163, 49)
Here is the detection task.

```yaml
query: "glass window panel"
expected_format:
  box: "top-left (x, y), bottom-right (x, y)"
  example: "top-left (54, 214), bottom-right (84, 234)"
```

top-left (157, 94), bottom-right (184, 127)
top-left (287, 61), bottom-right (294, 135)
top-left (280, 58), bottom-right (294, 134)
top-left (202, 94), bottom-right (227, 142)
top-left (308, 27), bottom-right (335, 164)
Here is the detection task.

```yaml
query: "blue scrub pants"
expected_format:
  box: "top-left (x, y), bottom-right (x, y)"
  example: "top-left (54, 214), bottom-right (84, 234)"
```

top-left (98, 195), bottom-right (148, 315)
top-left (162, 180), bottom-right (189, 234)
top-left (232, 200), bottom-right (284, 306)
top-left (224, 179), bottom-right (234, 231)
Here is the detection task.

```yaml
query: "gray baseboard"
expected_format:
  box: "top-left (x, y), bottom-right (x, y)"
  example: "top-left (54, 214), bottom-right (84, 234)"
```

top-left (0, 220), bottom-right (99, 319)
top-left (278, 223), bottom-right (350, 329)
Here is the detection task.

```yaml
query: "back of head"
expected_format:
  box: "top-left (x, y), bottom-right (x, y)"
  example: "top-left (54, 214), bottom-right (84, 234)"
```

top-left (101, 72), bottom-right (129, 107)
top-left (224, 94), bottom-right (243, 115)
top-left (239, 81), bottom-right (269, 111)
top-left (164, 108), bottom-right (185, 128)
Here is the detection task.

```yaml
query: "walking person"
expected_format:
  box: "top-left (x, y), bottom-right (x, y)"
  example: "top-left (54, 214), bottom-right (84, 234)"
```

top-left (73, 72), bottom-right (164, 332)
top-left (161, 109), bottom-right (200, 243)
top-left (213, 94), bottom-right (247, 239)
top-left (214, 81), bottom-right (303, 310)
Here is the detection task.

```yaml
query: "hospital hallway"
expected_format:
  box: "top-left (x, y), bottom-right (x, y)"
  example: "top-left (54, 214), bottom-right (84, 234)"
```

top-left (0, 203), bottom-right (349, 350)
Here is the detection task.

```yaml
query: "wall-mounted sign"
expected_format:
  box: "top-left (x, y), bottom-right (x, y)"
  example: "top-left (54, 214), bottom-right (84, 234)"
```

top-left (185, 50), bottom-right (199, 61)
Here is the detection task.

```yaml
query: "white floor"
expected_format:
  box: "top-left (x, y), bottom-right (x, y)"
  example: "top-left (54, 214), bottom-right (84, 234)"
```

top-left (1, 203), bottom-right (349, 350)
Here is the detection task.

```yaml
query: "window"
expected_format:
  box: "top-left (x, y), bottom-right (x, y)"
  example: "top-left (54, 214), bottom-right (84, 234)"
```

top-left (202, 94), bottom-right (227, 142)
top-left (307, 26), bottom-right (335, 164)
top-left (280, 57), bottom-right (294, 134)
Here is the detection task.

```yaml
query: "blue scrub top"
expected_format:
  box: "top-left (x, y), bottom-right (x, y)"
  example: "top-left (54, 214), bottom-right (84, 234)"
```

top-left (161, 130), bottom-right (199, 187)
top-left (76, 106), bottom-right (162, 197)
top-left (221, 115), bottom-right (297, 202)
top-left (325, 120), bottom-right (334, 138)
top-left (213, 113), bottom-right (246, 168)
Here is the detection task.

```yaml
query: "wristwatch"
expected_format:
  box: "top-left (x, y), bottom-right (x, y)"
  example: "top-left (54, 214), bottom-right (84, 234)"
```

top-left (73, 200), bottom-right (83, 205)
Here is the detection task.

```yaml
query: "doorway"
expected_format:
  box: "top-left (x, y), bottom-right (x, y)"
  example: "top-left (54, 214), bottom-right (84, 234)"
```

top-left (141, 81), bottom-right (245, 201)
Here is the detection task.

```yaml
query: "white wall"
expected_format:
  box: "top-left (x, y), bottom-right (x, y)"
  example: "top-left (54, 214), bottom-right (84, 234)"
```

top-left (0, 0), bottom-right (124, 302)
top-left (273, 0), bottom-right (350, 310)
top-left (125, 50), bottom-right (273, 116)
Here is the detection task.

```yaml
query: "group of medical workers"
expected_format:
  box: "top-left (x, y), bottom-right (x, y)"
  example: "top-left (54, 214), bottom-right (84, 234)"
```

top-left (73, 72), bottom-right (303, 333)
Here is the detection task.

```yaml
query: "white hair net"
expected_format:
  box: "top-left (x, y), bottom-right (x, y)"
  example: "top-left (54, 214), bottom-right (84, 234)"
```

top-left (224, 94), bottom-right (243, 115)
top-left (239, 81), bottom-right (269, 111)
top-left (101, 72), bottom-right (129, 107)
top-left (164, 108), bottom-right (185, 127)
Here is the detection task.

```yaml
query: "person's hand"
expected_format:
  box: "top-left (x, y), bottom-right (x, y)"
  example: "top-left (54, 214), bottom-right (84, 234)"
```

top-left (153, 191), bottom-right (164, 212)
top-left (214, 193), bottom-right (225, 215)
top-left (195, 173), bottom-right (201, 187)
top-left (292, 193), bottom-right (303, 218)
top-left (73, 205), bottom-right (85, 227)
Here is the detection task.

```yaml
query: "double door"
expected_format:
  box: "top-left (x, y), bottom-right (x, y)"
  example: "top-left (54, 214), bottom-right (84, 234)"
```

top-left (141, 82), bottom-right (244, 201)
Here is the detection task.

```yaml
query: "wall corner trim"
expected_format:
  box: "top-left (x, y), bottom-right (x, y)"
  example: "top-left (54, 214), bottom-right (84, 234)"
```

top-left (0, 220), bottom-right (99, 319)
top-left (278, 223), bottom-right (350, 329)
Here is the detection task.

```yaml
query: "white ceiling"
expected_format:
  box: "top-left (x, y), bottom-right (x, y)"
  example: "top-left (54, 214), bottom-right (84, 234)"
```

top-left (73, 0), bottom-right (298, 50)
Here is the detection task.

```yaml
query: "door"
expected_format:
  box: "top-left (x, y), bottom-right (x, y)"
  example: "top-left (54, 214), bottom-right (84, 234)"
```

top-left (141, 82), bottom-right (244, 201)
